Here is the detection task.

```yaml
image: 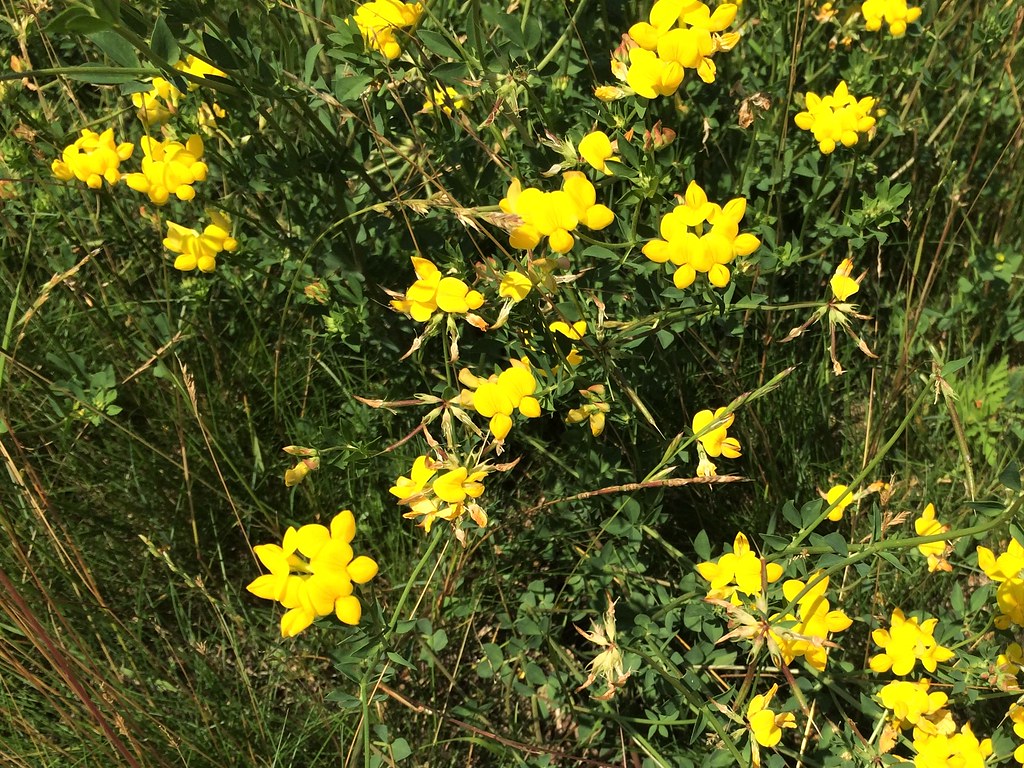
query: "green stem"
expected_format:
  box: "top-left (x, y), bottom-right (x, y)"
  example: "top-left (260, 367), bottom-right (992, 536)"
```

top-left (535, 0), bottom-right (590, 72)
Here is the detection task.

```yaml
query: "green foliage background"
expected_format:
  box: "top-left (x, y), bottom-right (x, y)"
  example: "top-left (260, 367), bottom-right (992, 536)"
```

top-left (1, 0), bottom-right (1022, 766)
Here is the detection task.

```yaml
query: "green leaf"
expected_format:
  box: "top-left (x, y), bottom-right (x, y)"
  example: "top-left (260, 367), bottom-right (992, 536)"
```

top-left (303, 43), bottom-right (324, 84)
top-left (482, 642), bottom-right (503, 668)
top-left (386, 651), bottom-right (413, 669)
top-left (999, 461), bottom-right (1022, 492)
top-left (202, 32), bottom-right (242, 70)
top-left (941, 356), bottom-right (972, 377)
top-left (430, 62), bottom-right (468, 85)
top-left (427, 629), bottom-right (448, 652)
top-left (781, 500), bottom-right (801, 529)
top-left (820, 531), bottom-right (848, 556)
top-left (91, 0), bottom-right (121, 23)
top-left (333, 73), bottom-right (372, 104)
top-left (418, 29), bottom-right (461, 60)
top-left (87, 30), bottom-right (140, 68)
top-left (390, 738), bottom-right (412, 762)
top-left (48, 5), bottom-right (110, 34)
top-left (324, 690), bottom-right (361, 709)
top-left (693, 529), bottom-right (711, 560)
top-left (150, 15), bottom-right (179, 65)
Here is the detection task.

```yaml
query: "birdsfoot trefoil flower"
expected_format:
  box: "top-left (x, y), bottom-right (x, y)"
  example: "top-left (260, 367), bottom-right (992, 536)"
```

top-left (246, 510), bottom-right (379, 637)
top-left (51, 128), bottom-right (134, 189)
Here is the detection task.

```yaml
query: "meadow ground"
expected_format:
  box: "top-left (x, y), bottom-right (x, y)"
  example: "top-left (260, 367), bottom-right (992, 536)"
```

top-left (1, 0), bottom-right (1023, 766)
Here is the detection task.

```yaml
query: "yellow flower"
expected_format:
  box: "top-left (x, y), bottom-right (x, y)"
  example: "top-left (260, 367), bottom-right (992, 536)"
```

top-left (823, 484), bottom-right (854, 521)
top-left (794, 81), bottom-right (876, 154)
top-left (594, 85), bottom-right (628, 101)
top-left (566, 385), bottom-right (611, 437)
top-left (163, 210), bottom-right (238, 273)
top-left (578, 131), bottom-right (618, 174)
top-left (695, 532), bottom-right (782, 605)
top-left (877, 680), bottom-right (948, 731)
top-left (1009, 704), bottom-right (1024, 763)
top-left (977, 540), bottom-right (1024, 629)
top-left (459, 359), bottom-right (542, 441)
top-left (498, 271), bottom-right (532, 302)
top-left (861, 0), bottom-right (922, 38)
top-left (175, 54), bottom-right (228, 88)
top-left (628, 0), bottom-right (689, 51)
top-left (995, 643), bottom-right (1024, 690)
top-left (391, 455), bottom-right (497, 533)
top-left (625, 48), bottom-right (685, 98)
top-left (390, 256), bottom-right (484, 322)
top-left (51, 128), bottom-right (134, 189)
top-left (124, 135), bottom-right (208, 205)
top-left (642, 180), bottom-right (759, 289)
top-left (246, 510), bottom-right (378, 637)
top-left (914, 503), bottom-right (951, 572)
top-left (746, 684), bottom-right (796, 748)
top-left (423, 86), bottom-right (464, 116)
top-left (550, 319), bottom-right (586, 365)
top-left (769, 572), bottom-right (851, 671)
top-left (869, 608), bottom-right (955, 675)
top-left (829, 258), bottom-right (860, 301)
top-left (131, 77), bottom-right (182, 126)
top-left (692, 407), bottom-right (741, 459)
top-left (910, 721), bottom-right (992, 768)
top-left (502, 173), bottom-right (614, 255)
top-left (352, 0), bottom-right (424, 60)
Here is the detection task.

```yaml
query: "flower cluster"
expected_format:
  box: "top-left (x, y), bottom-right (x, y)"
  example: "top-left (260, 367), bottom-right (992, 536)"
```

top-left (389, 256), bottom-right (485, 324)
top-left (458, 359), bottom-right (542, 442)
top-left (977, 538), bottom-right (1024, 629)
top-left (246, 510), bottom-right (379, 637)
top-left (910, 722), bottom-right (992, 768)
top-left (861, 0), bottom-right (922, 38)
top-left (163, 210), bottom-right (238, 273)
top-left (132, 77), bottom-right (182, 127)
top-left (132, 56), bottom-right (228, 127)
top-left (691, 405), bottom-right (742, 477)
top-left (877, 679), bottom-right (951, 737)
top-left (51, 128), bottom-right (134, 189)
top-left (352, 0), bottom-right (424, 60)
top-left (389, 455), bottom-right (493, 534)
top-left (124, 135), bottom-right (209, 204)
top-left (770, 573), bottom-right (852, 671)
top-left (499, 173), bottom-right (615, 255)
top-left (642, 181), bottom-right (760, 290)
top-left (794, 81), bottom-right (876, 154)
top-left (566, 384), bottom-right (611, 437)
top-left (869, 608), bottom-right (955, 675)
top-left (696, 532), bottom-right (783, 606)
top-left (617, 0), bottom-right (741, 98)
